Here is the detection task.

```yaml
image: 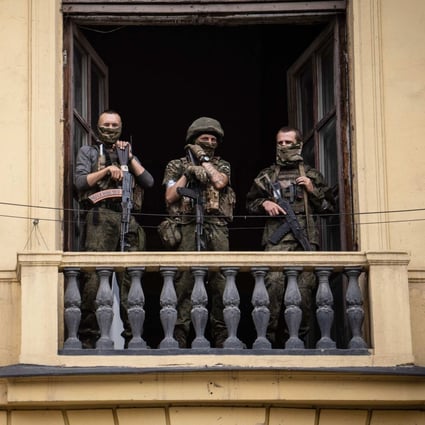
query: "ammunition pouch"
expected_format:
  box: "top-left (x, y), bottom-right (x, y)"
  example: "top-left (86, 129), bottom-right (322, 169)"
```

top-left (158, 217), bottom-right (182, 249)
top-left (205, 184), bottom-right (220, 214)
top-left (218, 186), bottom-right (236, 222)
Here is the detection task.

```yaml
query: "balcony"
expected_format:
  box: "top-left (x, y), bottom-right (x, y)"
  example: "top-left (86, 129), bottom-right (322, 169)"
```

top-left (16, 250), bottom-right (413, 370)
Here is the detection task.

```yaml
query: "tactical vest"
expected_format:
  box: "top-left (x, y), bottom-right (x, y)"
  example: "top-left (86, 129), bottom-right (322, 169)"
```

top-left (169, 157), bottom-right (236, 223)
top-left (80, 144), bottom-right (144, 211)
top-left (270, 163), bottom-right (318, 246)
top-left (275, 166), bottom-right (305, 214)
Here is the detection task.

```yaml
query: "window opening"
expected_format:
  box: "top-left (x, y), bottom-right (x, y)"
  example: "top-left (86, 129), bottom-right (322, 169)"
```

top-left (288, 20), bottom-right (350, 251)
top-left (63, 13), bottom-right (353, 348)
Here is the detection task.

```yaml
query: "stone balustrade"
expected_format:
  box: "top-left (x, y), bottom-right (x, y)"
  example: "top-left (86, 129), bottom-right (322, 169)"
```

top-left (15, 251), bottom-right (413, 368)
top-left (64, 262), bottom-right (367, 353)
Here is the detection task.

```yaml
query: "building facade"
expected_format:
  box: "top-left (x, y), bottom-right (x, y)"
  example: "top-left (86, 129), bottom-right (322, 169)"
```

top-left (0, 0), bottom-right (424, 423)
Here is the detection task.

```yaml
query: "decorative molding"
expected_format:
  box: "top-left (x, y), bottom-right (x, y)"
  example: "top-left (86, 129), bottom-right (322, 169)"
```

top-left (350, 0), bottom-right (390, 251)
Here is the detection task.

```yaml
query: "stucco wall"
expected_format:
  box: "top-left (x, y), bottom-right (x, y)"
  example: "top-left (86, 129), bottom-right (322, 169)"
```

top-left (0, 0), bottom-right (424, 422)
top-left (0, 2), bottom-right (424, 265)
top-left (349, 0), bottom-right (425, 366)
top-left (380, 0), bottom-right (425, 263)
top-left (0, 406), bottom-right (424, 425)
top-left (0, 0), bottom-right (62, 271)
top-left (1, 3), bottom-right (424, 263)
top-left (350, 0), bottom-right (425, 269)
top-left (1, 370), bottom-right (425, 422)
top-left (0, 0), bottom-right (423, 365)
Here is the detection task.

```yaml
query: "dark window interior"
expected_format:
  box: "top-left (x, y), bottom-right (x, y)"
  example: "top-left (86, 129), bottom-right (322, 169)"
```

top-left (80, 24), bottom-right (327, 252)
top-left (74, 23), bottom-right (354, 349)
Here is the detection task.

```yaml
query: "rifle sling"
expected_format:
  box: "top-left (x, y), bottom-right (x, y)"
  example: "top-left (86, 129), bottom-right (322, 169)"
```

top-left (298, 162), bottom-right (312, 242)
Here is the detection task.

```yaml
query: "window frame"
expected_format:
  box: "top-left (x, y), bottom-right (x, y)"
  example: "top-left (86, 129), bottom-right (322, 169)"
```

top-left (63, 22), bottom-right (109, 251)
top-left (62, 4), bottom-right (351, 252)
top-left (287, 17), bottom-right (354, 251)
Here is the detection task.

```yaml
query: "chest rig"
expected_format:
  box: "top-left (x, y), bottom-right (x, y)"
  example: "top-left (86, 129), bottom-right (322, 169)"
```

top-left (171, 157), bottom-right (234, 222)
top-left (274, 166), bottom-right (305, 214)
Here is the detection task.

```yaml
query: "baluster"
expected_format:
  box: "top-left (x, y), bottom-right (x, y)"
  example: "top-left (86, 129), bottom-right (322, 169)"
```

top-left (221, 267), bottom-right (243, 349)
top-left (127, 267), bottom-right (147, 349)
top-left (251, 267), bottom-right (271, 349)
top-left (63, 267), bottom-right (82, 349)
top-left (159, 267), bottom-right (179, 349)
top-left (315, 267), bottom-right (336, 349)
top-left (284, 267), bottom-right (304, 349)
top-left (345, 266), bottom-right (368, 349)
top-left (190, 267), bottom-right (210, 348)
top-left (95, 267), bottom-right (114, 350)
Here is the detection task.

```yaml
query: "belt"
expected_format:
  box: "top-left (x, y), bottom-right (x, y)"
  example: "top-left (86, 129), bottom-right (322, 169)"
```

top-left (98, 200), bottom-right (122, 213)
top-left (80, 199), bottom-right (122, 213)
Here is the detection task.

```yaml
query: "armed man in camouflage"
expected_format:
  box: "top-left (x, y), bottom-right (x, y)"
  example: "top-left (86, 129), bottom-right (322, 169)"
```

top-left (246, 126), bottom-right (335, 347)
top-left (74, 109), bottom-right (154, 348)
top-left (161, 117), bottom-right (236, 348)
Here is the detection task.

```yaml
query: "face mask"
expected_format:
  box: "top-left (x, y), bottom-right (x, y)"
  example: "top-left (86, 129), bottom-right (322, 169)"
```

top-left (276, 143), bottom-right (303, 165)
top-left (195, 139), bottom-right (216, 157)
top-left (97, 125), bottom-right (122, 146)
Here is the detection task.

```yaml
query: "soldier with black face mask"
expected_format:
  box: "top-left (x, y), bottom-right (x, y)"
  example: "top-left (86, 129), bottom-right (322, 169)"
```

top-left (161, 117), bottom-right (236, 348)
top-left (246, 126), bottom-right (335, 347)
top-left (74, 109), bottom-right (154, 348)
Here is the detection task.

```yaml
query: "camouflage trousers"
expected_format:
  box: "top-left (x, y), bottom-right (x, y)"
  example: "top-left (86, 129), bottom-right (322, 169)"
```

top-left (174, 221), bottom-right (229, 348)
top-left (265, 240), bottom-right (317, 347)
top-left (78, 205), bottom-right (145, 348)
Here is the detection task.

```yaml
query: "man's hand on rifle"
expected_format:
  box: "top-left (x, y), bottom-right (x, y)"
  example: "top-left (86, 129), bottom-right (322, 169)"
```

top-left (185, 144), bottom-right (207, 162)
top-left (115, 140), bottom-right (132, 153)
top-left (262, 200), bottom-right (287, 217)
top-left (107, 164), bottom-right (124, 182)
top-left (103, 140), bottom-right (132, 182)
top-left (184, 165), bottom-right (209, 184)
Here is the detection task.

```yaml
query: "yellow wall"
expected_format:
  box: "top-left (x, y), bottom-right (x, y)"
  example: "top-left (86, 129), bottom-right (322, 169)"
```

top-left (0, 0), bottom-right (62, 271)
top-left (0, 2), bottom-right (424, 269)
top-left (0, 0), bottom-right (62, 365)
top-left (0, 0), bottom-right (425, 422)
top-left (1, 371), bottom-right (425, 422)
top-left (0, 0), bottom-right (423, 364)
top-left (349, 0), bottom-right (425, 365)
top-left (3, 408), bottom-right (424, 425)
top-left (350, 0), bottom-right (425, 269)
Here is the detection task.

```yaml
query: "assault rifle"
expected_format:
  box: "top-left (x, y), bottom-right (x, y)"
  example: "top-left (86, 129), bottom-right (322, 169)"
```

top-left (117, 145), bottom-right (133, 252)
top-left (176, 148), bottom-right (206, 251)
top-left (266, 177), bottom-right (312, 251)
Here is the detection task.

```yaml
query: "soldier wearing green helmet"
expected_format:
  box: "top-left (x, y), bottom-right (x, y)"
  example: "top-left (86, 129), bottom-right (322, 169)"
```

top-left (185, 116), bottom-right (224, 143)
top-left (161, 116), bottom-right (236, 348)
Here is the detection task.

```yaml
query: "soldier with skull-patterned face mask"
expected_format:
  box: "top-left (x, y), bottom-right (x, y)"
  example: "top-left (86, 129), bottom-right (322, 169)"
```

top-left (246, 126), bottom-right (335, 348)
top-left (161, 117), bottom-right (236, 349)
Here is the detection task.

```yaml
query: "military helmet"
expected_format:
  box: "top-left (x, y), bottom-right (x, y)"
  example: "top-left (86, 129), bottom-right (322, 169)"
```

top-left (186, 117), bottom-right (224, 143)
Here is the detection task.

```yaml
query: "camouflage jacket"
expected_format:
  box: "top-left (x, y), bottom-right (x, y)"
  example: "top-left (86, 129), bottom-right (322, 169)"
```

top-left (246, 163), bottom-right (335, 247)
top-left (162, 156), bottom-right (235, 225)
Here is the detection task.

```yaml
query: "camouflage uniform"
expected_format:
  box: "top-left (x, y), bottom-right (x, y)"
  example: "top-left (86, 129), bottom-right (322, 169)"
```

top-left (161, 118), bottom-right (235, 348)
top-left (74, 143), bottom-right (152, 348)
top-left (246, 162), bottom-right (334, 347)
